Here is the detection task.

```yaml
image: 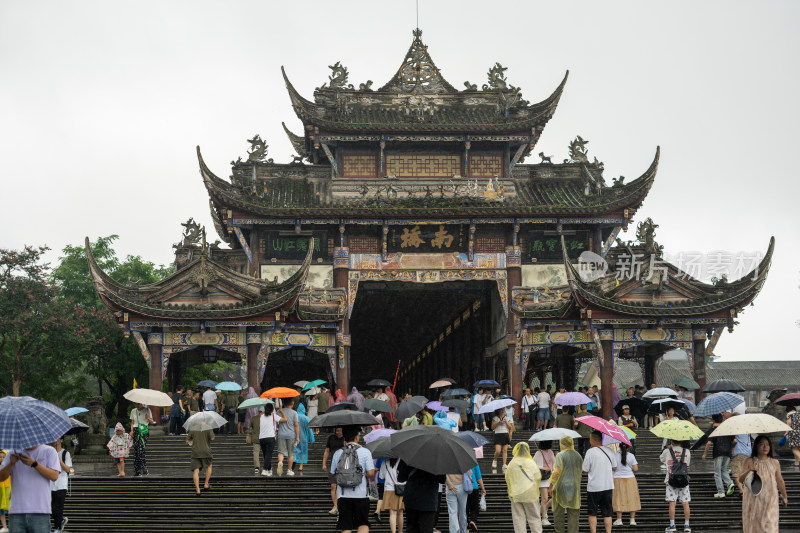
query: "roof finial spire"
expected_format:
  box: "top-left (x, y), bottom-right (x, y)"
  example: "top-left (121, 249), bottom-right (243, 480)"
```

top-left (416, 0), bottom-right (419, 33)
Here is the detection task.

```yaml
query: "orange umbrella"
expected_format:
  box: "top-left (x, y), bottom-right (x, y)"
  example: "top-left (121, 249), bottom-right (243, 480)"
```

top-left (261, 387), bottom-right (301, 399)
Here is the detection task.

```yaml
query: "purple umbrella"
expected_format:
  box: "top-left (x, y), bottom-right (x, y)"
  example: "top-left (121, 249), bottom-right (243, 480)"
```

top-left (364, 428), bottom-right (396, 443)
top-left (554, 392), bottom-right (593, 406)
top-left (426, 401), bottom-right (448, 412)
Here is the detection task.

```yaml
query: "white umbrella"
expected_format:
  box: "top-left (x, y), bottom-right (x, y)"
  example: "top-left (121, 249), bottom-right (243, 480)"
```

top-left (642, 387), bottom-right (679, 399)
top-left (529, 428), bottom-right (582, 442)
top-left (709, 413), bottom-right (791, 438)
top-left (124, 388), bottom-right (173, 407)
top-left (304, 386), bottom-right (321, 395)
top-left (183, 411), bottom-right (227, 432)
top-left (478, 398), bottom-right (516, 414)
top-left (294, 380), bottom-right (310, 388)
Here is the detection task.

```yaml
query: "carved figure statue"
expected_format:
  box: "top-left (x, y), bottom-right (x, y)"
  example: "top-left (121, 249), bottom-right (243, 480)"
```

top-left (566, 135), bottom-right (590, 163)
top-left (177, 218), bottom-right (203, 247)
top-left (424, 186), bottom-right (433, 199)
top-left (539, 152), bottom-right (553, 164)
top-left (635, 217), bottom-right (663, 256)
top-left (85, 396), bottom-right (107, 435)
top-left (612, 176), bottom-right (625, 187)
top-left (483, 62), bottom-right (509, 91)
top-left (463, 81), bottom-right (477, 91)
top-left (360, 184), bottom-right (369, 197)
top-left (358, 80), bottom-right (373, 91)
top-left (323, 61), bottom-right (354, 90)
top-left (246, 134), bottom-right (273, 163)
top-left (763, 389), bottom-right (788, 421)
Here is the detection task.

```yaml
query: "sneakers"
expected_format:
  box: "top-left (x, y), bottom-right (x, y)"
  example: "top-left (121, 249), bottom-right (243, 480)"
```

top-left (491, 460), bottom-right (497, 469)
top-left (286, 469), bottom-right (295, 477)
top-left (266, 469), bottom-right (273, 477)
top-left (665, 526), bottom-right (677, 533)
top-left (684, 527), bottom-right (691, 533)
top-left (276, 462), bottom-right (284, 476)
top-left (613, 518), bottom-right (623, 526)
top-left (0, 528), bottom-right (9, 533)
top-left (501, 464), bottom-right (507, 473)
top-left (714, 493), bottom-right (725, 498)
top-left (61, 517), bottom-right (68, 530)
top-left (373, 512), bottom-right (382, 523)
top-left (726, 483), bottom-right (736, 496)
top-left (328, 506), bottom-right (338, 515)
top-left (541, 518), bottom-right (551, 526)
top-left (468, 521), bottom-right (478, 531)
top-left (261, 469), bottom-right (270, 476)
top-left (630, 519), bottom-right (637, 526)
top-left (254, 467), bottom-right (260, 475)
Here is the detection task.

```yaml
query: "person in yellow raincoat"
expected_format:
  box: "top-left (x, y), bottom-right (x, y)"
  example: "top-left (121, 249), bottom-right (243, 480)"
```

top-left (549, 435), bottom-right (582, 533)
top-left (505, 442), bottom-right (543, 533)
top-left (0, 450), bottom-right (9, 533)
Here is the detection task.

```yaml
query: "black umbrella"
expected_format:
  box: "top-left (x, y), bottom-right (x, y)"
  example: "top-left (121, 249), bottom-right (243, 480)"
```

top-left (367, 379), bottom-right (392, 388)
top-left (442, 388), bottom-right (471, 397)
top-left (474, 379), bottom-right (500, 388)
top-left (396, 397), bottom-right (427, 421)
top-left (389, 426), bottom-right (477, 475)
top-left (65, 418), bottom-right (89, 436)
top-left (456, 430), bottom-right (489, 448)
top-left (647, 398), bottom-right (690, 415)
top-left (328, 402), bottom-right (357, 412)
top-left (614, 398), bottom-right (647, 417)
top-left (365, 437), bottom-right (398, 459)
top-left (442, 399), bottom-right (470, 410)
top-left (307, 410), bottom-right (380, 428)
top-left (364, 399), bottom-right (394, 413)
top-left (701, 379), bottom-right (745, 393)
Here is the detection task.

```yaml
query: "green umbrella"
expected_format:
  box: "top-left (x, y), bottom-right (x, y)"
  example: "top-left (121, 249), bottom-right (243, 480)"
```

top-left (301, 379), bottom-right (327, 391)
top-left (673, 377), bottom-right (700, 389)
top-left (238, 398), bottom-right (271, 409)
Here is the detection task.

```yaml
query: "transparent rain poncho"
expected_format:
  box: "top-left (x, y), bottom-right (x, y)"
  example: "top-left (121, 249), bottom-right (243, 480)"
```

top-left (505, 442), bottom-right (542, 503)
top-left (551, 435), bottom-right (583, 509)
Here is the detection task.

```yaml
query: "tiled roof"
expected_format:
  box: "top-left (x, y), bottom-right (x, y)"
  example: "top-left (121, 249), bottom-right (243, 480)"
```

top-left (658, 360), bottom-right (800, 390)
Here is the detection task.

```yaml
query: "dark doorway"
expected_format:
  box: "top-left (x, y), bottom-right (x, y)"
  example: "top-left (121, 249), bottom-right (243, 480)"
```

top-left (262, 347), bottom-right (331, 391)
top-left (348, 281), bottom-right (504, 395)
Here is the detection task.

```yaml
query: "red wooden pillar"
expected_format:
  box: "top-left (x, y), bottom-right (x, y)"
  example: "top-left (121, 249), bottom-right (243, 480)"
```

top-left (506, 245), bottom-right (523, 403)
top-left (247, 341), bottom-right (260, 394)
top-left (333, 245), bottom-right (350, 394)
top-left (693, 336), bottom-right (707, 403)
top-left (601, 339), bottom-right (614, 419)
top-left (148, 340), bottom-right (163, 422)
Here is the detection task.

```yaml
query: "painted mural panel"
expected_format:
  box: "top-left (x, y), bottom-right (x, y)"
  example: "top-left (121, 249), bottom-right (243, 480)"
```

top-left (260, 264), bottom-right (333, 289)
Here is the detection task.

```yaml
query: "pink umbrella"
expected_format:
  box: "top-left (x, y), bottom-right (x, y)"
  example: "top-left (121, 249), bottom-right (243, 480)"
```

top-left (364, 428), bottom-right (396, 443)
top-left (575, 415), bottom-right (632, 446)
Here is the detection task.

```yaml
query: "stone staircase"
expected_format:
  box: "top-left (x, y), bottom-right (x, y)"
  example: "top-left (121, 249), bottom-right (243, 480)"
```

top-left (63, 430), bottom-right (800, 532)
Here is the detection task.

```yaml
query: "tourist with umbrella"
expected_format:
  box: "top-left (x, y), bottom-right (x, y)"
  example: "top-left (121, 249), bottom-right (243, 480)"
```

top-left (472, 387), bottom-right (489, 432)
top-left (186, 424), bottom-right (215, 496)
top-left (0, 397), bottom-right (71, 533)
top-left (483, 399), bottom-right (516, 472)
top-left (532, 438), bottom-right (555, 527)
top-left (275, 397), bottom-right (300, 477)
top-left (611, 441), bottom-right (640, 527)
top-left (701, 412), bottom-right (736, 498)
top-left (322, 426), bottom-right (346, 516)
top-left (330, 426), bottom-right (375, 533)
top-left (582, 430), bottom-right (617, 533)
top-left (129, 401), bottom-right (154, 476)
top-left (779, 393), bottom-right (800, 471)
top-left (738, 435), bottom-right (788, 533)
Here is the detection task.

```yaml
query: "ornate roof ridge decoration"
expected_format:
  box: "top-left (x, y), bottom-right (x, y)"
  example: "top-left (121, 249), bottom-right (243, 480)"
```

top-left (85, 234), bottom-right (316, 320)
top-left (199, 145), bottom-right (656, 218)
top-left (561, 234), bottom-right (775, 321)
top-left (282, 122), bottom-right (308, 159)
top-left (377, 28), bottom-right (458, 93)
top-left (281, 61), bottom-right (569, 133)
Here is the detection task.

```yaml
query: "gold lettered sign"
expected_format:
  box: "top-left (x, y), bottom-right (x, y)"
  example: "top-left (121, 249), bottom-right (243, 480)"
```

top-left (388, 224), bottom-right (467, 253)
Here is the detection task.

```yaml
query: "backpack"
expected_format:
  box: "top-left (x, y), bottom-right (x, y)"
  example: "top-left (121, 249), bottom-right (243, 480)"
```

top-left (335, 444), bottom-right (364, 489)
top-left (668, 447), bottom-right (690, 488)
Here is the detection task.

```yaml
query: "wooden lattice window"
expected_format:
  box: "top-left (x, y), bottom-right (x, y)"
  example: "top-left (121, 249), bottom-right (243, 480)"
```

top-left (342, 155), bottom-right (378, 178)
top-left (386, 154), bottom-right (461, 178)
top-left (468, 153), bottom-right (503, 178)
top-left (475, 235), bottom-right (506, 253)
top-left (349, 236), bottom-right (380, 254)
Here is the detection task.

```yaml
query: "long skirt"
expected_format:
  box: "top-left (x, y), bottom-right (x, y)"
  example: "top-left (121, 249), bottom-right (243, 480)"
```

top-left (132, 433), bottom-right (148, 475)
top-left (612, 477), bottom-right (641, 513)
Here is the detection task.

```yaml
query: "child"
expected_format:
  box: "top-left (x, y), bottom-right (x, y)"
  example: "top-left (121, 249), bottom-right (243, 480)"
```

top-left (659, 439), bottom-right (691, 533)
top-left (107, 422), bottom-right (131, 477)
top-left (0, 450), bottom-right (8, 533)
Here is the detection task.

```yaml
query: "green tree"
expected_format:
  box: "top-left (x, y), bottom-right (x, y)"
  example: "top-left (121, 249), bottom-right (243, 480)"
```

top-left (51, 236), bottom-right (171, 421)
top-left (0, 246), bottom-right (89, 397)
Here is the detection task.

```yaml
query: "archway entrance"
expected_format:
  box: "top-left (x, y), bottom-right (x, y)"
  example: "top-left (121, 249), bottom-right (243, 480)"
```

top-left (349, 280), bottom-right (506, 395)
top-left (166, 347), bottom-right (244, 392)
top-left (262, 347), bottom-right (330, 391)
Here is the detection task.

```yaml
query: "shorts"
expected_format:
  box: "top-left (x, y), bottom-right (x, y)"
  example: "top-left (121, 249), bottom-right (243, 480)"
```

top-left (538, 408), bottom-right (551, 421)
top-left (276, 438), bottom-right (295, 457)
top-left (190, 457), bottom-right (213, 470)
top-left (113, 458), bottom-right (121, 463)
top-left (328, 472), bottom-right (337, 484)
top-left (337, 497), bottom-right (370, 531)
top-left (587, 489), bottom-right (613, 517)
top-left (730, 454), bottom-right (747, 480)
top-left (665, 484), bottom-right (691, 502)
top-left (0, 510), bottom-right (7, 516)
top-left (493, 433), bottom-right (510, 446)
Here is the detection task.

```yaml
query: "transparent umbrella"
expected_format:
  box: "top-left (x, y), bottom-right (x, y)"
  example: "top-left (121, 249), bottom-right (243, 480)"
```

top-left (183, 411), bottom-right (227, 432)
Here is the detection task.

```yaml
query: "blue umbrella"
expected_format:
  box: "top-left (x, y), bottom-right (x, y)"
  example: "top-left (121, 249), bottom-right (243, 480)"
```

top-left (65, 407), bottom-right (88, 417)
top-left (215, 381), bottom-right (241, 391)
top-left (694, 392), bottom-right (745, 418)
top-left (474, 380), bottom-right (500, 388)
top-left (441, 388), bottom-right (471, 397)
top-left (197, 380), bottom-right (217, 388)
top-left (456, 430), bottom-right (490, 448)
top-left (0, 396), bottom-right (73, 449)
top-left (302, 379), bottom-right (327, 392)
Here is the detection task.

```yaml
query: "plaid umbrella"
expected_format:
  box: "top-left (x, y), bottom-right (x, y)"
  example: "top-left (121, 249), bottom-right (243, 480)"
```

top-left (0, 396), bottom-right (73, 449)
top-left (693, 392), bottom-right (745, 417)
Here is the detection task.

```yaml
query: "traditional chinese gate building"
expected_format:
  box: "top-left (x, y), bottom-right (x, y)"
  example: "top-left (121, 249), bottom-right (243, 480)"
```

top-left (87, 30), bottom-right (772, 415)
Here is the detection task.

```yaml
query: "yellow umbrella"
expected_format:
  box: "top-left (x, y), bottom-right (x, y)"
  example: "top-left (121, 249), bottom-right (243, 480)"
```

top-left (709, 413), bottom-right (791, 438)
top-left (651, 419), bottom-right (704, 441)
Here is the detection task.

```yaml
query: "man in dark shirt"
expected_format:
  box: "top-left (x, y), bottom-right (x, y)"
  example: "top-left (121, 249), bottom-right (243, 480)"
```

top-left (555, 406), bottom-right (575, 430)
top-left (322, 427), bottom-right (345, 515)
top-left (187, 428), bottom-right (214, 495)
top-left (702, 412), bottom-right (736, 498)
top-left (397, 461), bottom-right (445, 533)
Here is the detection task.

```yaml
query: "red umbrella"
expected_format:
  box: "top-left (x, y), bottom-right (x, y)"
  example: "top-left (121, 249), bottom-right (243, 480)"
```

top-left (776, 393), bottom-right (800, 407)
top-left (260, 387), bottom-right (300, 399)
top-left (575, 415), bottom-right (632, 446)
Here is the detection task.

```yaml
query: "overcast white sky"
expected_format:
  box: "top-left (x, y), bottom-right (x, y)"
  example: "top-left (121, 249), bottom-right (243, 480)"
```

top-left (2, 1), bottom-right (798, 362)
